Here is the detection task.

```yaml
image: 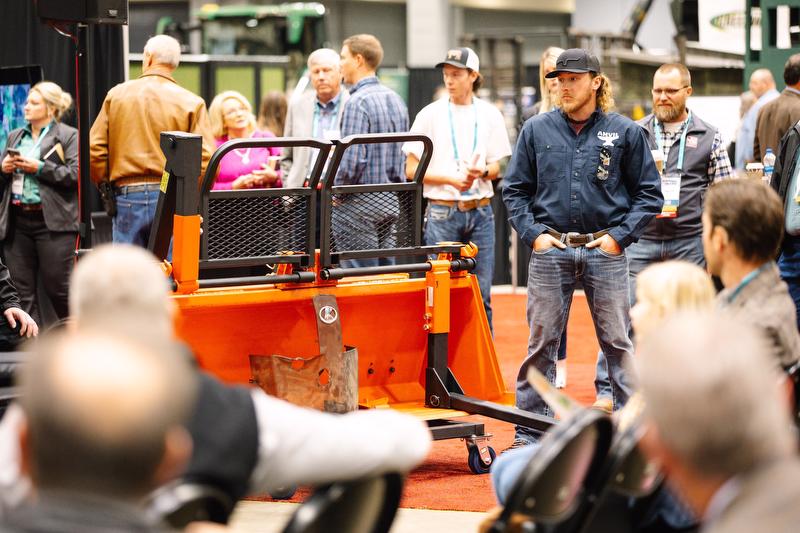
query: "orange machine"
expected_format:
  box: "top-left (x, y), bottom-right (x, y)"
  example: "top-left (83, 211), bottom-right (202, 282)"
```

top-left (151, 132), bottom-right (553, 473)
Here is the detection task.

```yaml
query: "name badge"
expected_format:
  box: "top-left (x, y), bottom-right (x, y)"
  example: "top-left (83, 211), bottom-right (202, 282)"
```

top-left (11, 172), bottom-right (23, 205)
top-left (657, 173), bottom-right (681, 218)
top-left (323, 128), bottom-right (341, 141)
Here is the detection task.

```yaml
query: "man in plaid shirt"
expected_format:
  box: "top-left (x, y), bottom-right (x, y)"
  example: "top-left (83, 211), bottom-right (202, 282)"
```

top-left (595, 62), bottom-right (733, 406)
top-left (334, 34), bottom-right (409, 268)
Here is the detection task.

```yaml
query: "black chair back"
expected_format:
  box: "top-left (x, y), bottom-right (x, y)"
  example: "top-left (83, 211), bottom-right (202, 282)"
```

top-left (490, 409), bottom-right (613, 533)
top-left (146, 481), bottom-right (234, 527)
top-left (281, 472), bottom-right (404, 533)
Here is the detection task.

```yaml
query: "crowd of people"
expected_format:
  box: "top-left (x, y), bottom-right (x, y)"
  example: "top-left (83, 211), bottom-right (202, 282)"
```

top-left (2, 28), bottom-right (800, 533)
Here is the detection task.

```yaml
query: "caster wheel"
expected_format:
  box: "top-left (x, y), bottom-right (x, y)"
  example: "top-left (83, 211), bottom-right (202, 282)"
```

top-left (269, 486), bottom-right (297, 500)
top-left (467, 445), bottom-right (496, 474)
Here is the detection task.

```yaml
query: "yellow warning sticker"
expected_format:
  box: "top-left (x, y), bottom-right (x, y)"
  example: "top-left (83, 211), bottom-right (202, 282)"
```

top-left (160, 170), bottom-right (170, 194)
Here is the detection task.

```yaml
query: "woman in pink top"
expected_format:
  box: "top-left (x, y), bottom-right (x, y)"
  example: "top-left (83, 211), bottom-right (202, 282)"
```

top-left (208, 90), bottom-right (282, 190)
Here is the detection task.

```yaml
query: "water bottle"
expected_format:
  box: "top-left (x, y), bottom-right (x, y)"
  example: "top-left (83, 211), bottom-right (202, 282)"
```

top-left (763, 148), bottom-right (776, 185)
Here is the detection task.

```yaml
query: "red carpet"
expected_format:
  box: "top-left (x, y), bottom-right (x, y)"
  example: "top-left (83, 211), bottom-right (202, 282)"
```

top-left (254, 292), bottom-right (600, 512)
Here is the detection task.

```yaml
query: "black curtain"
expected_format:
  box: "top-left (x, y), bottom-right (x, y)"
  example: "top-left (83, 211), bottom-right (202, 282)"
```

top-left (1, 0), bottom-right (125, 214)
top-left (0, 0), bottom-right (125, 130)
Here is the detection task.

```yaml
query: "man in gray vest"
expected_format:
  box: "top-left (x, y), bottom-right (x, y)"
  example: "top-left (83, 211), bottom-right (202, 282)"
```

top-left (595, 63), bottom-right (733, 408)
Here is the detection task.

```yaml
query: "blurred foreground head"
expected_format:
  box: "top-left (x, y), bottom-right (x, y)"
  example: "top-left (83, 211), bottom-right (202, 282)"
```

top-left (17, 330), bottom-right (197, 500)
top-left (636, 312), bottom-right (794, 512)
top-left (69, 244), bottom-right (174, 341)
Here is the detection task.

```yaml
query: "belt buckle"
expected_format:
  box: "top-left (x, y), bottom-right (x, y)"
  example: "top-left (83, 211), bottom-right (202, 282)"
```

top-left (565, 232), bottom-right (582, 247)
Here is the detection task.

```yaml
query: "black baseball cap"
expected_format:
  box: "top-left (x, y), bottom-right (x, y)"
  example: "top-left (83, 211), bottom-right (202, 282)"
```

top-left (436, 47), bottom-right (480, 73)
top-left (544, 48), bottom-right (601, 78)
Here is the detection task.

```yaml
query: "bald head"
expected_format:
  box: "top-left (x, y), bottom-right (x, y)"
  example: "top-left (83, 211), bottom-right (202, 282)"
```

top-left (749, 68), bottom-right (776, 98)
top-left (18, 331), bottom-right (197, 499)
top-left (70, 244), bottom-right (174, 341)
top-left (143, 34), bottom-right (181, 70)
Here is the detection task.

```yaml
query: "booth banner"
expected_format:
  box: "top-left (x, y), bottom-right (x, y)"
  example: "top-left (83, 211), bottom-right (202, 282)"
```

top-left (697, 0), bottom-right (746, 55)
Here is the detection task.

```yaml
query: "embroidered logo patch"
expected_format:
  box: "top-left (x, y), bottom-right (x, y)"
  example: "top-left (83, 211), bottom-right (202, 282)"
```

top-left (686, 135), bottom-right (698, 148)
top-left (597, 131), bottom-right (619, 147)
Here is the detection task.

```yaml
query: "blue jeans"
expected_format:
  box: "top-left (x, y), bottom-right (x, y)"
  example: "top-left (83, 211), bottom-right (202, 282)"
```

top-left (595, 236), bottom-right (705, 399)
top-left (424, 203), bottom-right (495, 331)
top-left (517, 246), bottom-right (634, 442)
top-left (333, 198), bottom-right (398, 269)
top-left (112, 185), bottom-right (161, 247)
top-left (490, 443), bottom-right (541, 505)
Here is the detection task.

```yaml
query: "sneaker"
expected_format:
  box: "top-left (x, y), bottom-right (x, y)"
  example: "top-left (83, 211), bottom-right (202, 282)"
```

top-left (555, 359), bottom-right (567, 389)
top-left (504, 437), bottom-right (533, 453)
top-left (591, 397), bottom-right (613, 414)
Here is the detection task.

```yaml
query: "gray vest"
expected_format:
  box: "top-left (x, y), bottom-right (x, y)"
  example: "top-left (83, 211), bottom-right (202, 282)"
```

top-left (637, 112), bottom-right (717, 240)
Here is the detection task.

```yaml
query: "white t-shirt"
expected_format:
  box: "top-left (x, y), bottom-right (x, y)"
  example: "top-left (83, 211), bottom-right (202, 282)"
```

top-left (403, 96), bottom-right (512, 200)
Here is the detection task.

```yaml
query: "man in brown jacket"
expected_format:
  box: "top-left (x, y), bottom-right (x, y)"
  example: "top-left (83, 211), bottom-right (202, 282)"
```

top-left (89, 35), bottom-right (215, 247)
top-left (702, 178), bottom-right (800, 368)
top-left (754, 53), bottom-right (800, 162)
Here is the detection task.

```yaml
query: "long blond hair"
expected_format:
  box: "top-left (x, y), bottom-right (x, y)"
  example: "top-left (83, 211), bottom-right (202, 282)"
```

top-left (595, 73), bottom-right (615, 113)
top-left (538, 46), bottom-right (564, 114)
top-left (208, 90), bottom-right (256, 140)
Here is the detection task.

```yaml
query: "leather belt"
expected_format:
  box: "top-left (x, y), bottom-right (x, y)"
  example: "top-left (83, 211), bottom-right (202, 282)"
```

top-left (12, 203), bottom-right (43, 213)
top-left (546, 228), bottom-right (609, 247)
top-left (430, 198), bottom-right (492, 212)
top-left (113, 177), bottom-right (161, 187)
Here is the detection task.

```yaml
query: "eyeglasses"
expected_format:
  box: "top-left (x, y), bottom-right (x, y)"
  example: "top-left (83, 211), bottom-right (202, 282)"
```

top-left (224, 108), bottom-right (247, 117)
top-left (651, 86), bottom-right (689, 97)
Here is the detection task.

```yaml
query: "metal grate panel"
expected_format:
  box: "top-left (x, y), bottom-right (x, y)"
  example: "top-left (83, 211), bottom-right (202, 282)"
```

top-left (205, 193), bottom-right (310, 260)
top-left (329, 189), bottom-right (416, 253)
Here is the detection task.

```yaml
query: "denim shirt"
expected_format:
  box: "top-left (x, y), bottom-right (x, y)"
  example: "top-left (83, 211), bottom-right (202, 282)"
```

top-left (503, 109), bottom-right (663, 249)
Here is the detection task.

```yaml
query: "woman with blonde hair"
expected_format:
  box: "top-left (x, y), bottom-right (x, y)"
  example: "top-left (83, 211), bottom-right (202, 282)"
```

top-left (538, 46), bottom-right (564, 114)
top-left (0, 81), bottom-right (79, 324)
top-left (208, 90), bottom-right (282, 190)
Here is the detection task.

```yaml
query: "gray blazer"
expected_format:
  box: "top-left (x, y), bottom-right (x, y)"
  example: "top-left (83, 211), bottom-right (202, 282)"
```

top-left (0, 122), bottom-right (79, 240)
top-left (281, 89), bottom-right (349, 188)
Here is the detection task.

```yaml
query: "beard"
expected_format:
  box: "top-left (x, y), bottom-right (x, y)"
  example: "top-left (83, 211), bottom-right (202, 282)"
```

top-left (561, 89), bottom-right (593, 115)
top-left (654, 102), bottom-right (685, 123)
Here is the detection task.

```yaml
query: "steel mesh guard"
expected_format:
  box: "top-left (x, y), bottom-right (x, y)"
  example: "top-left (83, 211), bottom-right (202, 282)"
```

top-left (329, 189), bottom-right (416, 253)
top-left (205, 194), bottom-right (309, 260)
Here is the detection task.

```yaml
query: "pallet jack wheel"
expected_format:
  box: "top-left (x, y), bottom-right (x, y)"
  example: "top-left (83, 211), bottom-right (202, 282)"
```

top-left (269, 486), bottom-right (297, 500)
top-left (467, 445), bottom-right (496, 475)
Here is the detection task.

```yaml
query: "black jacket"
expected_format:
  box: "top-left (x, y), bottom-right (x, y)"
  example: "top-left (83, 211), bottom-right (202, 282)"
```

top-left (0, 122), bottom-right (79, 240)
top-left (773, 120), bottom-right (800, 202)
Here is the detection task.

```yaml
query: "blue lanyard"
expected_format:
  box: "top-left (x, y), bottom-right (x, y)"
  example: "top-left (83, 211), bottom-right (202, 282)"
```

top-left (653, 111), bottom-right (692, 172)
top-left (727, 263), bottom-right (770, 304)
top-left (448, 99), bottom-right (478, 163)
top-left (311, 98), bottom-right (340, 139)
top-left (23, 122), bottom-right (51, 159)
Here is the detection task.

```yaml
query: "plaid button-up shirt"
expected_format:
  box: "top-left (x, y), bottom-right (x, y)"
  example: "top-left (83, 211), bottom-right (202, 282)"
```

top-left (656, 112), bottom-right (733, 182)
top-left (335, 76), bottom-right (409, 185)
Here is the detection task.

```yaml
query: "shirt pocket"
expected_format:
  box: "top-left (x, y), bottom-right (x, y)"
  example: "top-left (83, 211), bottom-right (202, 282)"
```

top-left (534, 144), bottom-right (567, 183)
top-left (591, 144), bottom-right (623, 186)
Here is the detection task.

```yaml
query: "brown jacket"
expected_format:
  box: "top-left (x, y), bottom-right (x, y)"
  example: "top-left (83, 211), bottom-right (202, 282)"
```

top-left (89, 71), bottom-right (215, 185)
top-left (703, 458), bottom-right (800, 533)
top-left (718, 261), bottom-right (800, 368)
top-left (754, 87), bottom-right (800, 162)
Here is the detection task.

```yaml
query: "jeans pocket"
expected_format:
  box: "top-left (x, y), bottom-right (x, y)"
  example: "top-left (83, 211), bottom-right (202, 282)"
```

top-left (428, 204), bottom-right (453, 221)
top-left (533, 245), bottom-right (558, 255)
top-left (596, 247), bottom-right (625, 259)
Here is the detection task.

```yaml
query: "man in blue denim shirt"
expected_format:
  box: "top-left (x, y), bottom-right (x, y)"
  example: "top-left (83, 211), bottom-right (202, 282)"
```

top-left (503, 49), bottom-right (662, 445)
